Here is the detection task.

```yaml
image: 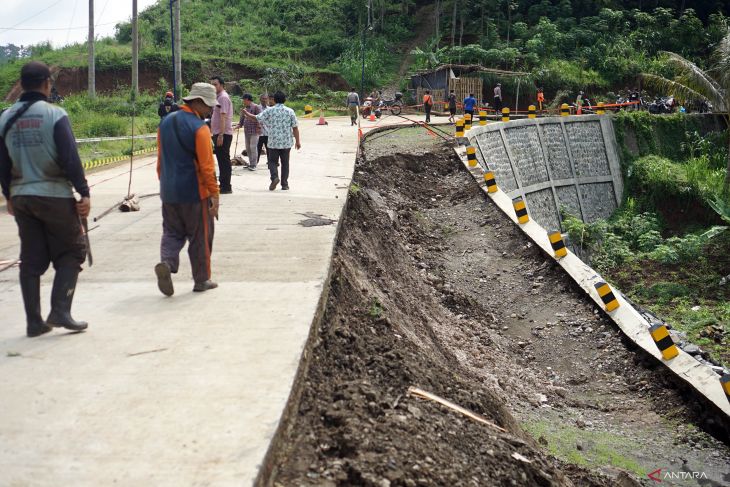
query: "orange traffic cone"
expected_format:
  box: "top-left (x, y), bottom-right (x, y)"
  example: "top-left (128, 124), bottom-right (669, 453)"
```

top-left (317, 110), bottom-right (328, 125)
top-left (369, 113), bottom-right (376, 122)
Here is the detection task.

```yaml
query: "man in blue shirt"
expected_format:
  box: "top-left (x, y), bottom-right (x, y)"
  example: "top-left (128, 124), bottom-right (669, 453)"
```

top-left (463, 93), bottom-right (478, 120)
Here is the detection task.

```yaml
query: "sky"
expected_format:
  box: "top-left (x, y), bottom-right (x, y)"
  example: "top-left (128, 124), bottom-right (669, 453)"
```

top-left (0, 0), bottom-right (159, 48)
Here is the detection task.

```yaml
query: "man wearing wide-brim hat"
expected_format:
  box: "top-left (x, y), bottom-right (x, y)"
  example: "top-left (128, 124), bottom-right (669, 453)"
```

top-left (154, 82), bottom-right (220, 296)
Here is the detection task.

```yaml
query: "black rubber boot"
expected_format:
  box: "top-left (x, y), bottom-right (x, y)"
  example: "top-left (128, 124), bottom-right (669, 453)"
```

top-left (20, 274), bottom-right (52, 337)
top-left (46, 267), bottom-right (88, 332)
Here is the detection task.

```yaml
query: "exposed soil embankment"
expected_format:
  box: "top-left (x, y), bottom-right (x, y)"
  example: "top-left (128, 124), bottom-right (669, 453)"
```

top-left (270, 128), bottom-right (730, 487)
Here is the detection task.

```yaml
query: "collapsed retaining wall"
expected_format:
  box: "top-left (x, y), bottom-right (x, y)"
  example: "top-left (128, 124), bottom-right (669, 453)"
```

top-left (466, 115), bottom-right (624, 232)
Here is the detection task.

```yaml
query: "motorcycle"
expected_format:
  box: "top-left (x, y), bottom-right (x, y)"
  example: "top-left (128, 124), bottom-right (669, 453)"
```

top-left (375, 92), bottom-right (403, 117)
top-left (648, 96), bottom-right (676, 114)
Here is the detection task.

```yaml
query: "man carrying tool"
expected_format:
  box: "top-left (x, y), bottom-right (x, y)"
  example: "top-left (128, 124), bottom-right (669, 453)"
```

top-left (234, 93), bottom-right (262, 171)
top-left (0, 61), bottom-right (90, 337)
top-left (155, 82), bottom-right (220, 296)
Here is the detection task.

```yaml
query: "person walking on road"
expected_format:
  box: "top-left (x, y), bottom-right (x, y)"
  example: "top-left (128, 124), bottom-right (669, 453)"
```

top-left (209, 76), bottom-right (233, 194)
top-left (423, 90), bottom-right (433, 123)
top-left (234, 93), bottom-right (262, 171)
top-left (463, 92), bottom-right (477, 120)
top-left (241, 91), bottom-right (301, 191)
top-left (493, 83), bottom-right (503, 113)
top-left (257, 94), bottom-right (270, 165)
top-left (346, 88), bottom-right (360, 126)
top-left (0, 61), bottom-right (90, 337)
top-left (447, 90), bottom-right (457, 123)
top-left (155, 82), bottom-right (220, 296)
top-left (158, 91), bottom-right (179, 120)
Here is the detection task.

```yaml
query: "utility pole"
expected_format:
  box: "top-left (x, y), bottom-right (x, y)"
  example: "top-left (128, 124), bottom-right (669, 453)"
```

top-left (131, 0), bottom-right (139, 96)
top-left (169, 0), bottom-right (176, 99)
top-left (173, 0), bottom-right (182, 96)
top-left (88, 0), bottom-right (95, 98)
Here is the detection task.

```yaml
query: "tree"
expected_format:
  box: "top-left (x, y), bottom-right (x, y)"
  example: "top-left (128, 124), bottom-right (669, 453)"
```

top-left (642, 30), bottom-right (730, 192)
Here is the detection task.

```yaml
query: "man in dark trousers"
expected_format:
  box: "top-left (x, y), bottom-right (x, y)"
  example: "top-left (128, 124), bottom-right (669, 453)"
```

top-left (209, 75), bottom-right (233, 194)
top-left (155, 82), bottom-right (220, 296)
top-left (0, 61), bottom-right (90, 337)
top-left (241, 91), bottom-right (301, 191)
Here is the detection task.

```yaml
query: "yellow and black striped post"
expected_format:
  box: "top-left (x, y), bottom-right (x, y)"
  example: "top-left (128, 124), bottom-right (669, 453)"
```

top-left (597, 102), bottom-right (605, 115)
top-left (548, 231), bottom-right (567, 259)
top-left (560, 103), bottom-right (570, 117)
top-left (464, 113), bottom-right (472, 131)
top-left (466, 146), bottom-right (477, 167)
top-left (501, 107), bottom-right (510, 122)
top-left (649, 323), bottom-right (679, 360)
top-left (479, 110), bottom-right (487, 126)
top-left (528, 105), bottom-right (536, 119)
top-left (721, 374), bottom-right (730, 404)
top-left (512, 197), bottom-right (529, 224)
top-left (455, 119), bottom-right (465, 137)
top-left (304, 105), bottom-right (313, 117)
top-left (594, 281), bottom-right (619, 312)
top-left (484, 172), bottom-right (497, 193)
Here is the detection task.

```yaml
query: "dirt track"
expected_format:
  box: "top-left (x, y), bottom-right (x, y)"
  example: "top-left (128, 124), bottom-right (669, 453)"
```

top-left (271, 127), bottom-right (730, 486)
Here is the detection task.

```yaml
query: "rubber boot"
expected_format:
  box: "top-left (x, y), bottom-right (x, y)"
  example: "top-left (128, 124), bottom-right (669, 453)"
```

top-left (20, 274), bottom-right (52, 337)
top-left (46, 267), bottom-right (88, 332)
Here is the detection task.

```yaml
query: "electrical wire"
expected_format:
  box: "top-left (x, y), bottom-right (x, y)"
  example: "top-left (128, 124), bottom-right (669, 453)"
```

top-left (0, 0), bottom-right (66, 34)
top-left (0, 22), bottom-right (117, 31)
top-left (65, 0), bottom-right (79, 45)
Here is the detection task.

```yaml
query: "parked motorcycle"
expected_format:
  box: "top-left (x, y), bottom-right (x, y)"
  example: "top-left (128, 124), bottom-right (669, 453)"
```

top-left (375, 92), bottom-right (404, 117)
top-left (648, 96), bottom-right (676, 114)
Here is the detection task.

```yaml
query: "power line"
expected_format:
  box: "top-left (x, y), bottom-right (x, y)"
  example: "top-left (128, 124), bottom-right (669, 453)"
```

top-left (0, 22), bottom-right (117, 31)
top-left (65, 0), bottom-right (79, 45)
top-left (0, 0), bottom-right (66, 34)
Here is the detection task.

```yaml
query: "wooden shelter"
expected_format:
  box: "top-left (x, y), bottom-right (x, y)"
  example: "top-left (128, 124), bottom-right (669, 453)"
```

top-left (410, 64), bottom-right (529, 108)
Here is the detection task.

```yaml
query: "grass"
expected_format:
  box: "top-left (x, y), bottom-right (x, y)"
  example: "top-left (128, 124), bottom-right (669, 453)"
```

top-left (368, 298), bottom-right (384, 319)
top-left (522, 419), bottom-right (646, 477)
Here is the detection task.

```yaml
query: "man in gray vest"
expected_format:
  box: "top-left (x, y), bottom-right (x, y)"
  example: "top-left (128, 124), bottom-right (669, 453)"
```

top-left (0, 61), bottom-right (90, 337)
top-left (346, 88), bottom-right (360, 126)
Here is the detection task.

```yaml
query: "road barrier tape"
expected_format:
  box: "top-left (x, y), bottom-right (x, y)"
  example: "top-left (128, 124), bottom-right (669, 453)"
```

top-left (501, 107), bottom-right (510, 122)
top-left (455, 119), bottom-right (465, 137)
top-left (466, 146), bottom-right (477, 167)
top-left (649, 323), bottom-right (679, 360)
top-left (594, 281), bottom-right (619, 312)
top-left (464, 113), bottom-right (472, 131)
top-left (548, 231), bottom-right (567, 259)
top-left (479, 110), bottom-right (487, 126)
top-left (722, 374), bottom-right (730, 404)
top-left (512, 197), bottom-right (529, 224)
top-left (528, 105), bottom-right (536, 119)
top-left (82, 146), bottom-right (156, 170)
top-left (560, 103), bottom-right (570, 116)
top-left (484, 172), bottom-right (497, 193)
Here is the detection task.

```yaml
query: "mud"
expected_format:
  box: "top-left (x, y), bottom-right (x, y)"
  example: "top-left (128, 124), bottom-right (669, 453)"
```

top-left (271, 128), bottom-right (730, 486)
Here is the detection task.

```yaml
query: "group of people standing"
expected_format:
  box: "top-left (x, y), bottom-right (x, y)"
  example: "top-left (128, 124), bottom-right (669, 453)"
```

top-left (2, 62), bottom-right (304, 338)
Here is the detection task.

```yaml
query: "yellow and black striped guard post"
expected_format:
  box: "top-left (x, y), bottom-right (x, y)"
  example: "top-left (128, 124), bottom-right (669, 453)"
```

top-left (304, 105), bottom-right (313, 117)
top-left (455, 119), bottom-right (464, 137)
top-left (528, 105), bottom-right (536, 119)
top-left (464, 113), bottom-right (472, 131)
top-left (594, 281), bottom-right (619, 312)
top-left (466, 146), bottom-right (477, 167)
top-left (501, 107), bottom-right (510, 122)
top-left (649, 323), bottom-right (679, 360)
top-left (721, 374), bottom-right (730, 404)
top-left (484, 172), bottom-right (497, 193)
top-left (560, 103), bottom-right (570, 117)
top-left (479, 110), bottom-right (487, 125)
top-left (597, 102), bottom-right (605, 115)
top-left (548, 231), bottom-right (567, 259)
top-left (512, 197), bottom-right (529, 224)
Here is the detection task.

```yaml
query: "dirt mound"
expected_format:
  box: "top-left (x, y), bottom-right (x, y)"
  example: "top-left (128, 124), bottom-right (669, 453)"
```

top-left (270, 129), bottom-right (729, 486)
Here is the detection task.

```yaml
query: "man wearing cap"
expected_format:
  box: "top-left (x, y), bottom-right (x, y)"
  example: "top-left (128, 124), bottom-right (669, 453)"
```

top-left (0, 61), bottom-right (90, 337)
top-left (158, 91), bottom-right (180, 120)
top-left (154, 82), bottom-right (220, 296)
top-left (209, 75), bottom-right (233, 194)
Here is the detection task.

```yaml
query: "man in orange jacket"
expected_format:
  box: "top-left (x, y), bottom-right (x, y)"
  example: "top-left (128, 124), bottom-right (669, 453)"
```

top-left (155, 82), bottom-right (220, 296)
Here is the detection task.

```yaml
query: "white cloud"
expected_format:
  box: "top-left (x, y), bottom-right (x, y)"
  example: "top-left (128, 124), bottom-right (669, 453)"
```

top-left (0, 0), bottom-right (159, 48)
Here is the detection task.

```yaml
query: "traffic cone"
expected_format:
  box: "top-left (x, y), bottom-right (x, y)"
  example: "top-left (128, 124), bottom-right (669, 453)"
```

top-left (317, 110), bottom-right (328, 125)
top-left (369, 113), bottom-right (375, 122)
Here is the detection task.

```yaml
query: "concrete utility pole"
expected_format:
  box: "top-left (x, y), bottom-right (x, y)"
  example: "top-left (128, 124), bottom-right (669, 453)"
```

top-left (173, 0), bottom-right (182, 95)
top-left (132, 0), bottom-right (139, 96)
top-left (88, 0), bottom-right (95, 98)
